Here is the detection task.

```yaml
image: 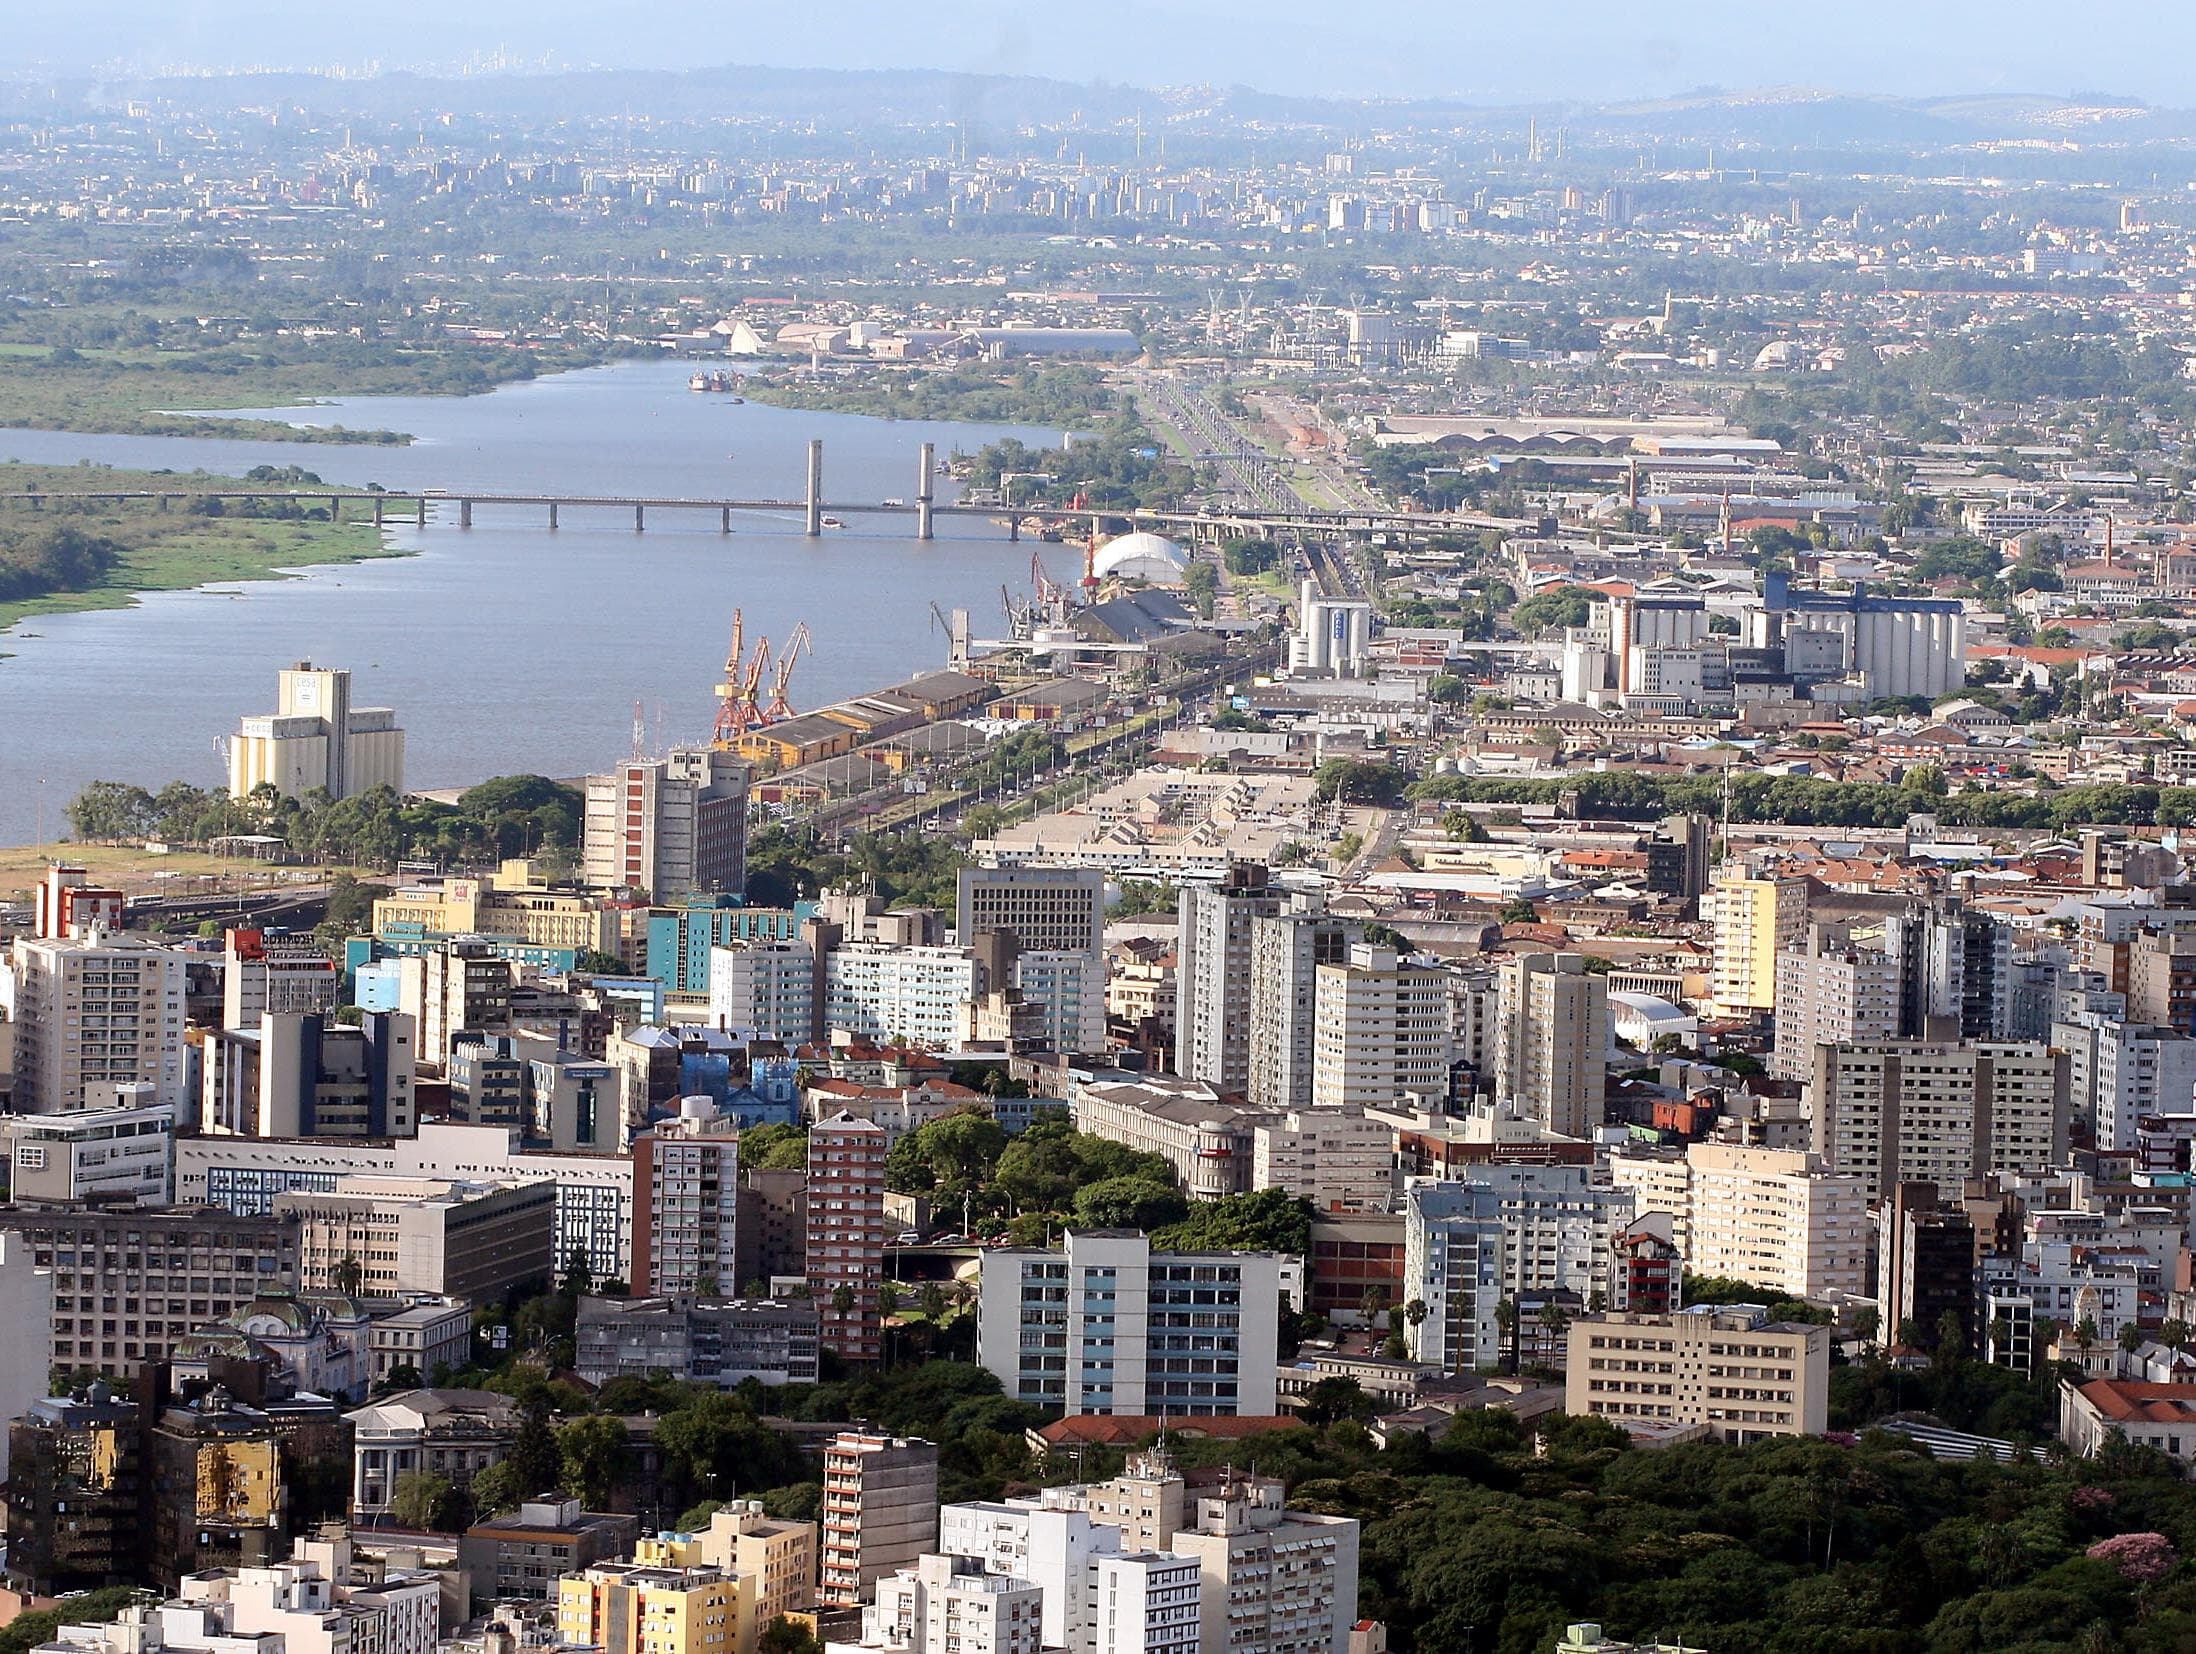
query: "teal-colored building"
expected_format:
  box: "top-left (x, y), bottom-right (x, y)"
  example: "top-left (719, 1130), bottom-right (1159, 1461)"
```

top-left (646, 895), bottom-right (818, 992)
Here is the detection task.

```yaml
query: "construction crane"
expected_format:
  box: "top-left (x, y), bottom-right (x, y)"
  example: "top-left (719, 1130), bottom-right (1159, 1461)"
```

top-left (710, 610), bottom-right (747, 748)
top-left (763, 621), bottom-right (811, 721)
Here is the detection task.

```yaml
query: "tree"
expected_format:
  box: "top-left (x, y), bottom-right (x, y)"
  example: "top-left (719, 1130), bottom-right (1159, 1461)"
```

top-left (466, 1458), bottom-right (527, 1519)
top-left (759, 1619), bottom-right (824, 1654)
top-left (1313, 759), bottom-right (1407, 807)
top-left (331, 1254), bottom-right (365, 1295)
top-left (1154, 1189), bottom-right (1315, 1256)
top-left (505, 1394), bottom-right (567, 1498)
top-left (558, 1416), bottom-right (629, 1509)
top-left (390, 1470), bottom-right (459, 1531)
top-left (1301, 1377), bottom-right (1376, 1427)
top-left (1074, 1176), bottom-right (1189, 1231)
top-left (2120, 1321), bottom-right (2146, 1358)
top-left (741, 1122), bottom-right (810, 1171)
top-left (559, 1248), bottom-right (595, 1299)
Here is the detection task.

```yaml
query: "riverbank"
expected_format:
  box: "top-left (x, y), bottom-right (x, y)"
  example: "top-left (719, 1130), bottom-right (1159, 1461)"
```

top-left (0, 461), bottom-right (409, 635)
top-left (0, 340), bottom-right (614, 444)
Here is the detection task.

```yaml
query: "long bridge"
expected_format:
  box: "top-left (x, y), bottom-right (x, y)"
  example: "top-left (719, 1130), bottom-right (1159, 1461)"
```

top-left (5, 436), bottom-right (1555, 546)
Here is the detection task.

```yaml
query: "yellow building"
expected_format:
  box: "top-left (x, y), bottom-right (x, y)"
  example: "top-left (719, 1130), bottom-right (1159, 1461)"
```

top-left (1703, 868), bottom-right (1807, 1015)
top-left (372, 862), bottom-right (617, 955)
top-left (559, 1563), bottom-right (753, 1654)
top-left (196, 1438), bottom-right (281, 1523)
top-left (625, 1502), bottom-right (816, 1643)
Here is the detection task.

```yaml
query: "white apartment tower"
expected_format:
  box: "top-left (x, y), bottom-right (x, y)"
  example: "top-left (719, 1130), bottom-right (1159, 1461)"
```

top-left (1247, 897), bottom-right (1362, 1112)
top-left (1311, 944), bottom-right (1455, 1110)
top-left (0, 934), bottom-right (190, 1114)
top-left (709, 941), bottom-right (818, 1044)
top-left (229, 661), bottom-right (405, 802)
top-left (1493, 952), bottom-right (1610, 1138)
top-left (1609, 1142), bottom-right (1871, 1302)
top-left (1174, 865), bottom-right (1284, 1096)
top-left (976, 1231), bottom-right (1283, 1417)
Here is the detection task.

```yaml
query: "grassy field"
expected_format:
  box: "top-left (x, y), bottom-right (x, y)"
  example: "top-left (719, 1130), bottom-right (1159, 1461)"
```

top-left (0, 339), bottom-right (600, 443)
top-left (0, 461), bottom-right (411, 634)
top-left (0, 841), bottom-right (351, 902)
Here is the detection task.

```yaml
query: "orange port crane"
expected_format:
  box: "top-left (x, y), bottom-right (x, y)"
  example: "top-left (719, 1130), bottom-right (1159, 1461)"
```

top-left (763, 621), bottom-right (811, 722)
top-left (711, 610), bottom-right (747, 747)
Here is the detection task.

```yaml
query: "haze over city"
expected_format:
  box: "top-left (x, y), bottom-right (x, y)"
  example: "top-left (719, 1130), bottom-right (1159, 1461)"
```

top-left (11, 0), bottom-right (2196, 104)
top-left (14, 4), bottom-right (2196, 1651)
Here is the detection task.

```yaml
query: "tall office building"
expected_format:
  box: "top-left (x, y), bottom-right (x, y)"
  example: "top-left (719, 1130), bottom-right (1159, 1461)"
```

top-left (0, 934), bottom-right (190, 1114)
top-left (202, 1010), bottom-right (418, 1139)
top-left (976, 1231), bottom-right (1283, 1417)
top-left (1310, 944), bottom-right (1455, 1110)
top-left (1493, 953), bottom-right (1610, 1138)
top-left (222, 927), bottom-right (339, 1029)
top-left (1809, 1040), bottom-right (2070, 1202)
top-left (583, 747), bottom-right (749, 898)
top-left (821, 1431), bottom-right (940, 1609)
top-left (1247, 896), bottom-right (1362, 1113)
top-left (808, 1111), bottom-right (888, 1363)
top-left (1174, 864), bottom-right (1283, 1096)
top-left (957, 866), bottom-right (1106, 955)
top-left (1704, 868), bottom-right (1809, 1015)
top-left (228, 661), bottom-right (405, 802)
top-left (632, 1098), bottom-right (742, 1297)
top-left (396, 940), bottom-right (516, 1071)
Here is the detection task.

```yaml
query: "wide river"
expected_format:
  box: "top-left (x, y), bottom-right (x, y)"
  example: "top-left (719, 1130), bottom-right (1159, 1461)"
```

top-left (0, 360), bottom-right (1084, 845)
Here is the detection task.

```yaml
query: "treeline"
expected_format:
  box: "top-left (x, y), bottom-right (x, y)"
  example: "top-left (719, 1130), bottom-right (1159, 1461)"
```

top-left (745, 362), bottom-right (1121, 426)
top-left (744, 822), bottom-right (968, 910)
top-left (962, 414), bottom-right (1192, 511)
top-left (1410, 768), bottom-right (2196, 832)
top-left (0, 524), bottom-right (121, 601)
top-left (65, 774), bottom-right (582, 868)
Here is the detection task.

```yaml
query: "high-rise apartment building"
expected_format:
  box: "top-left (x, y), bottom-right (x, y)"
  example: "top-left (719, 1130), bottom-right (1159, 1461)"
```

top-left (976, 1231), bottom-right (1283, 1417)
top-left (808, 1111), bottom-right (888, 1363)
top-left (202, 1011), bottom-right (418, 1139)
top-left (957, 866), bottom-right (1106, 955)
top-left (1174, 864), bottom-right (1283, 1096)
top-left (228, 661), bottom-right (404, 802)
top-left (937, 1494), bottom-right (1202, 1654)
top-left (1246, 897), bottom-right (1362, 1113)
top-left (1311, 944), bottom-right (1455, 1110)
top-left (1704, 867), bottom-right (1808, 1015)
top-left (824, 944), bottom-right (979, 1049)
top-left (1609, 1142), bottom-right (1870, 1301)
top-left (862, 1555), bottom-right (1045, 1654)
top-left (1011, 949), bottom-right (1108, 1054)
top-left (709, 941), bottom-right (819, 1044)
top-left (1250, 1109), bottom-right (1394, 1213)
top-left (1493, 952), bottom-right (1610, 1138)
top-left (1809, 1040), bottom-right (2070, 1202)
top-left (1403, 1167), bottom-right (1636, 1372)
top-left (397, 940), bottom-right (517, 1071)
top-left (632, 1098), bottom-right (742, 1296)
top-left (821, 1431), bottom-right (940, 1608)
top-left (1772, 922), bottom-right (1902, 1081)
top-left (1, 934), bottom-right (190, 1114)
top-left (583, 746), bottom-right (749, 898)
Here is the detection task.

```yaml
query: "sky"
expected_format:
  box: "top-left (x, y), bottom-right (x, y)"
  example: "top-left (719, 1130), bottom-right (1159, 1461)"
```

top-left (13, 0), bottom-right (2196, 107)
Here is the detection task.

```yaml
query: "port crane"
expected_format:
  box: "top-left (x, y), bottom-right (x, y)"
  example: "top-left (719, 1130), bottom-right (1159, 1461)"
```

top-left (711, 611), bottom-right (748, 746)
top-left (763, 621), bottom-right (811, 721)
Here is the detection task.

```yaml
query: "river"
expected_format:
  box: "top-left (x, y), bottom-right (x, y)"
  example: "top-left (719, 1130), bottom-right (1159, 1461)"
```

top-left (0, 360), bottom-right (1085, 845)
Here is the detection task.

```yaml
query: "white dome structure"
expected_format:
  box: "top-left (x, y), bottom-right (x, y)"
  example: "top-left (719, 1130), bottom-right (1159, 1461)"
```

top-left (1091, 530), bottom-right (1186, 582)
